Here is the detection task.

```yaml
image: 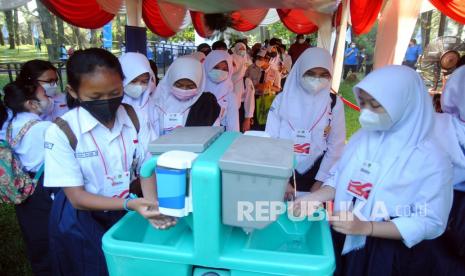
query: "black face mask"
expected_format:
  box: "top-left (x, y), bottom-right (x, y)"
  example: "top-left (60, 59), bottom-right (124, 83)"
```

top-left (269, 52), bottom-right (277, 58)
top-left (79, 96), bottom-right (123, 125)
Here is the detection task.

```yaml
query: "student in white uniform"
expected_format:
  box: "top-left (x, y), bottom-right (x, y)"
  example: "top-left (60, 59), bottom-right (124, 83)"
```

top-left (1, 80), bottom-right (53, 275)
top-left (154, 56), bottom-right (220, 135)
top-left (119, 52), bottom-right (159, 149)
top-left (204, 50), bottom-right (240, 131)
top-left (44, 48), bottom-right (175, 276)
top-left (17, 59), bottom-right (68, 121)
top-left (232, 53), bottom-right (255, 132)
top-left (432, 66), bottom-right (465, 274)
top-left (266, 47), bottom-right (346, 195)
top-left (293, 65), bottom-right (453, 275)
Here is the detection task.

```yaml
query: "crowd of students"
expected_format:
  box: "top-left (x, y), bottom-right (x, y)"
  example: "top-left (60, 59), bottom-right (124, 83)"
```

top-left (0, 36), bottom-right (464, 276)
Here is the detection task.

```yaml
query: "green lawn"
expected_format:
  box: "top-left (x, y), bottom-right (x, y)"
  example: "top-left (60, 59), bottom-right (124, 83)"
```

top-left (0, 46), bottom-right (362, 275)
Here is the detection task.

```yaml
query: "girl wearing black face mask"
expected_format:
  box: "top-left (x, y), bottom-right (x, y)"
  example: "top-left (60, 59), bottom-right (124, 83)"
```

top-left (43, 48), bottom-right (176, 276)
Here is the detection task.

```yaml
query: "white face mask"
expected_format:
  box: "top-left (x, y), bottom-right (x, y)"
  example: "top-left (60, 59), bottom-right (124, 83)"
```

top-left (125, 83), bottom-right (148, 99)
top-left (238, 50), bottom-right (247, 57)
top-left (35, 97), bottom-right (53, 115)
top-left (42, 83), bottom-right (58, 97)
top-left (255, 60), bottom-right (265, 68)
top-left (298, 39), bottom-right (305, 44)
top-left (351, 44), bottom-right (356, 48)
top-left (359, 108), bottom-right (393, 131)
top-left (300, 76), bottom-right (330, 95)
top-left (208, 69), bottom-right (228, 83)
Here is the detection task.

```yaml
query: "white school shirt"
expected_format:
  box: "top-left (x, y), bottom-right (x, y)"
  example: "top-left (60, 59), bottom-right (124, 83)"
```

top-left (433, 113), bottom-right (465, 191)
top-left (233, 77), bottom-right (255, 119)
top-left (10, 112), bottom-right (51, 173)
top-left (44, 106), bottom-right (148, 196)
top-left (265, 93), bottom-right (346, 181)
top-left (41, 93), bottom-right (68, 122)
top-left (0, 109), bottom-right (12, 140)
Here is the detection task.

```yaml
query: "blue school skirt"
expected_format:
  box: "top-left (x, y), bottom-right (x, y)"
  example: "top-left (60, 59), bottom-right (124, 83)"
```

top-left (431, 190), bottom-right (465, 275)
top-left (332, 229), bottom-right (438, 276)
top-left (15, 175), bottom-right (53, 276)
top-left (49, 190), bottom-right (125, 276)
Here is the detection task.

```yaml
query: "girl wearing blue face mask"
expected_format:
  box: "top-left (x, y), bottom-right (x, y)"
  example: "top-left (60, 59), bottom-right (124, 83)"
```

top-left (153, 56), bottom-right (220, 136)
top-left (266, 47), bottom-right (346, 197)
top-left (204, 50), bottom-right (240, 131)
top-left (293, 65), bottom-right (453, 276)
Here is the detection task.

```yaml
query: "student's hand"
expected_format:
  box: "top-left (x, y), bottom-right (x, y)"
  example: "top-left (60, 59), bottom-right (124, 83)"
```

top-left (148, 215), bottom-right (177, 230)
top-left (128, 198), bottom-right (161, 219)
top-left (310, 181), bottom-right (323, 193)
top-left (242, 118), bottom-right (252, 132)
top-left (291, 194), bottom-right (323, 217)
top-left (284, 182), bottom-right (295, 201)
top-left (330, 211), bottom-right (371, 236)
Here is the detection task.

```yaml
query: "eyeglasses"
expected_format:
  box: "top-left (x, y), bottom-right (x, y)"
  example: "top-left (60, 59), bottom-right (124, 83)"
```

top-left (37, 79), bottom-right (58, 85)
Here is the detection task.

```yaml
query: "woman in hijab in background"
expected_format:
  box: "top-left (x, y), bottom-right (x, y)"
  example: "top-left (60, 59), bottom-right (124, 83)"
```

top-left (154, 56), bottom-right (220, 136)
top-left (119, 52), bottom-right (158, 148)
top-left (432, 66), bottom-right (465, 274)
top-left (266, 47), bottom-right (346, 196)
top-left (204, 50), bottom-right (240, 131)
top-left (293, 65), bottom-right (453, 275)
top-left (232, 53), bottom-right (255, 132)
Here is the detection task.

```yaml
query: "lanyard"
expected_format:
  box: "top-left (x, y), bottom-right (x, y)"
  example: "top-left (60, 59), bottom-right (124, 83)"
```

top-left (288, 105), bottom-right (328, 132)
top-left (89, 130), bottom-right (128, 175)
top-left (217, 93), bottom-right (229, 103)
top-left (156, 104), bottom-right (191, 115)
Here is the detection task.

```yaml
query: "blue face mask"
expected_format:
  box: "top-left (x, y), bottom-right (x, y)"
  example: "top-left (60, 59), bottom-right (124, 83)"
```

top-left (208, 69), bottom-right (228, 83)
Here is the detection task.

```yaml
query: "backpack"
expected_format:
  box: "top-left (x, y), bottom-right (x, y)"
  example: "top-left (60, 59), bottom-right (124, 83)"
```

top-left (0, 120), bottom-right (43, 204)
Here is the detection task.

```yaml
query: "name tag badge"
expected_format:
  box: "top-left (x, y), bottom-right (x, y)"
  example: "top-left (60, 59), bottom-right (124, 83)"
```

top-left (346, 161), bottom-right (379, 201)
top-left (293, 129), bottom-right (311, 156)
top-left (163, 113), bottom-right (183, 131)
top-left (103, 171), bottom-right (130, 198)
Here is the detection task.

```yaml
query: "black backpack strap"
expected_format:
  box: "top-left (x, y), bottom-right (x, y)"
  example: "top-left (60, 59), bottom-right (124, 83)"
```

top-left (53, 117), bottom-right (77, 151)
top-left (122, 103), bottom-right (140, 134)
top-left (330, 92), bottom-right (337, 111)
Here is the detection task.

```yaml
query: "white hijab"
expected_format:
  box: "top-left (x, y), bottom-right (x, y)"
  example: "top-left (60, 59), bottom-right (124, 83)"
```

top-left (232, 53), bottom-right (247, 106)
top-left (333, 65), bottom-right (447, 254)
top-left (119, 52), bottom-right (156, 108)
top-left (203, 50), bottom-right (234, 100)
top-left (438, 66), bottom-right (465, 184)
top-left (153, 56), bottom-right (205, 115)
top-left (277, 47), bottom-right (333, 173)
top-left (279, 47), bottom-right (333, 128)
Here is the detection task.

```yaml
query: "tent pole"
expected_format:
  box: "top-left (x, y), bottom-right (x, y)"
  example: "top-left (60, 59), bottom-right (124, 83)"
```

top-left (331, 0), bottom-right (350, 93)
top-left (126, 0), bottom-right (143, 27)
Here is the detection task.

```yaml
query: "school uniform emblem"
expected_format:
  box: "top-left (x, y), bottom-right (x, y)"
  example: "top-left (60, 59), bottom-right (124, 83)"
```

top-left (347, 180), bottom-right (373, 200)
top-left (294, 143), bottom-right (311, 154)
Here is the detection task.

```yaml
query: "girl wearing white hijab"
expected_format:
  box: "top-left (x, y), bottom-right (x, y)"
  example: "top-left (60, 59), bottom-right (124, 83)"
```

top-left (154, 56), bottom-right (220, 135)
top-left (293, 65), bottom-right (453, 275)
top-left (232, 53), bottom-right (255, 132)
top-left (266, 47), bottom-right (346, 195)
top-left (204, 50), bottom-right (240, 131)
top-left (232, 42), bottom-right (251, 67)
top-left (432, 66), bottom-right (465, 273)
top-left (119, 52), bottom-right (158, 149)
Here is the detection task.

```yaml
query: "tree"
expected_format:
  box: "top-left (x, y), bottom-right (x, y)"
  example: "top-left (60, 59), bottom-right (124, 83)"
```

top-left (438, 13), bottom-right (447, 37)
top-left (266, 22), bottom-right (293, 45)
top-left (421, 10), bottom-right (433, 48)
top-left (168, 25), bottom-right (195, 43)
top-left (13, 9), bottom-right (20, 46)
top-left (36, 0), bottom-right (59, 59)
top-left (4, 10), bottom-right (15, 49)
top-left (56, 17), bottom-right (66, 46)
